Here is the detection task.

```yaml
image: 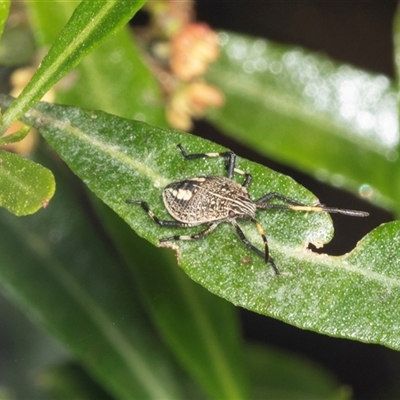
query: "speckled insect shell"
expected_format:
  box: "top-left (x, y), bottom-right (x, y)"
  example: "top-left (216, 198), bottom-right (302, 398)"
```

top-left (162, 175), bottom-right (257, 224)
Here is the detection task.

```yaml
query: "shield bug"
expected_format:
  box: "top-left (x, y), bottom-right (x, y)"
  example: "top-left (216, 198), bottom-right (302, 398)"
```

top-left (127, 144), bottom-right (368, 274)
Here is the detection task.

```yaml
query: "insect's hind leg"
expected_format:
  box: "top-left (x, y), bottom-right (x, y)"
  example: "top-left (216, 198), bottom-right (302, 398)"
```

top-left (177, 144), bottom-right (252, 186)
top-left (160, 222), bottom-right (219, 242)
top-left (126, 200), bottom-right (193, 227)
top-left (231, 220), bottom-right (279, 275)
top-left (255, 192), bottom-right (306, 207)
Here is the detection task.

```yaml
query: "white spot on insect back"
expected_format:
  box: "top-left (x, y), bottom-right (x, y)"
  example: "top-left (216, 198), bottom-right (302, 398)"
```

top-left (190, 177), bottom-right (206, 182)
top-left (173, 189), bottom-right (193, 201)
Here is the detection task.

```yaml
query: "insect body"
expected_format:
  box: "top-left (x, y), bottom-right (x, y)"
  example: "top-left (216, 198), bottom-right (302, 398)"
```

top-left (163, 175), bottom-right (256, 224)
top-left (127, 145), bottom-right (369, 274)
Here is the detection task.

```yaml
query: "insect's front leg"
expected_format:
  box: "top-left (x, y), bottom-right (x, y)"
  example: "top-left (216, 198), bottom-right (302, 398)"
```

top-left (255, 192), bottom-right (306, 207)
top-left (178, 144), bottom-right (236, 178)
top-left (177, 144), bottom-right (252, 186)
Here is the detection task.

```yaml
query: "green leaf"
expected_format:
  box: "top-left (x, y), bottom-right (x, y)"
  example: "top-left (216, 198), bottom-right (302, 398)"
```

top-left (39, 362), bottom-right (114, 400)
top-left (207, 31), bottom-right (398, 211)
top-left (0, 146), bottom-right (184, 400)
top-left (56, 28), bottom-right (166, 126)
top-left (0, 387), bottom-right (14, 400)
top-left (246, 344), bottom-right (350, 400)
top-left (0, 1), bottom-right (9, 39)
top-left (26, 1), bottom-right (166, 126)
top-left (26, 1), bottom-right (74, 45)
top-left (0, 150), bottom-right (55, 216)
top-left (4, 97), bottom-right (399, 351)
top-left (1, 0), bottom-right (146, 132)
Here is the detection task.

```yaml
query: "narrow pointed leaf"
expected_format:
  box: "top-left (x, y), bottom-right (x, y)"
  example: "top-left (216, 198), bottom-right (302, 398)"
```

top-left (1, 0), bottom-right (146, 132)
top-left (0, 150), bottom-right (54, 215)
top-left (3, 95), bottom-right (400, 350)
top-left (207, 31), bottom-right (398, 210)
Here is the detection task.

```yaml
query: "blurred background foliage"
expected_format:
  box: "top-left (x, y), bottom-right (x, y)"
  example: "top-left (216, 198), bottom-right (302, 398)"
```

top-left (0, 1), bottom-right (399, 399)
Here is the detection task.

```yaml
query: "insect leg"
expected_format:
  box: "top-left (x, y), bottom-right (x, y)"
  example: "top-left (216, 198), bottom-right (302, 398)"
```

top-left (231, 219), bottom-right (279, 275)
top-left (255, 192), bottom-right (369, 217)
top-left (159, 222), bottom-right (219, 242)
top-left (126, 200), bottom-right (193, 227)
top-left (255, 192), bottom-right (305, 206)
top-left (233, 167), bottom-right (252, 188)
top-left (177, 144), bottom-right (252, 185)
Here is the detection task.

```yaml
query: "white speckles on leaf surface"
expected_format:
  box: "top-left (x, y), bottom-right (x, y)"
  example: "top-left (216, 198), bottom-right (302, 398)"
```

top-left (7, 95), bottom-right (400, 350)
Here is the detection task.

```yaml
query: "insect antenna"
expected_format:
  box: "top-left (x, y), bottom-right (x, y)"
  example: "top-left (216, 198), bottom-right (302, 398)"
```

top-left (254, 192), bottom-right (368, 217)
top-left (256, 201), bottom-right (369, 217)
top-left (286, 204), bottom-right (369, 217)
